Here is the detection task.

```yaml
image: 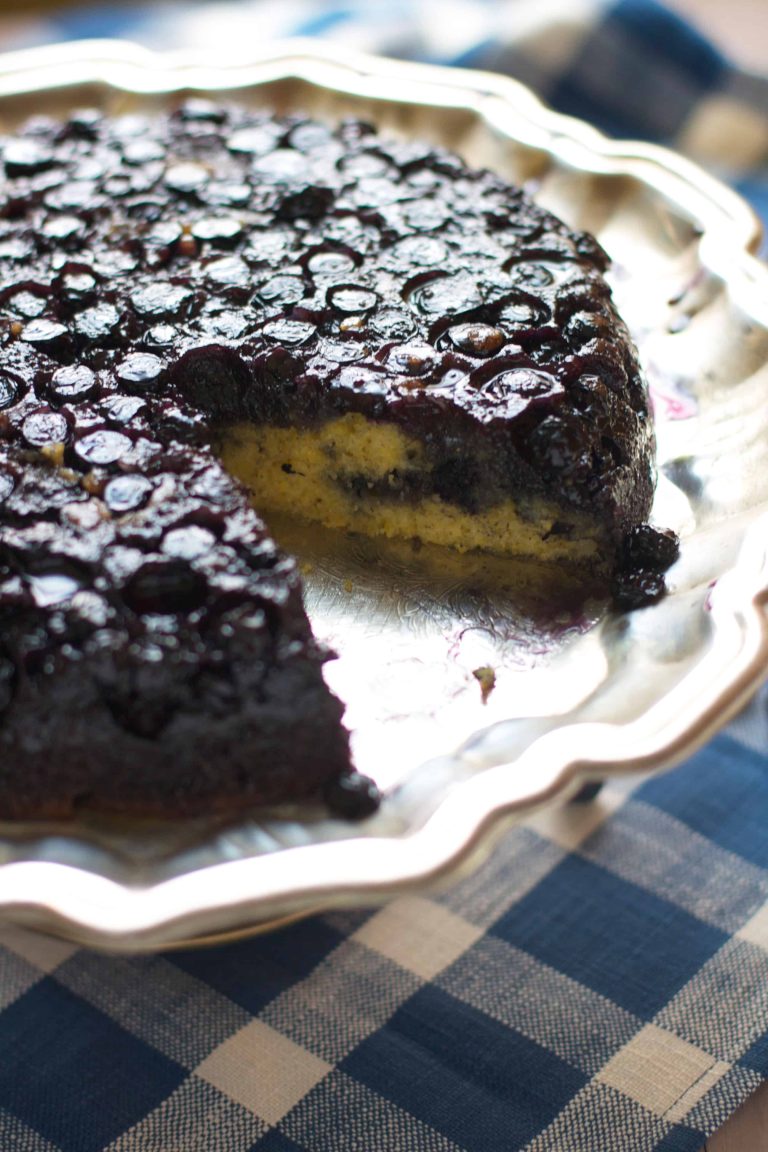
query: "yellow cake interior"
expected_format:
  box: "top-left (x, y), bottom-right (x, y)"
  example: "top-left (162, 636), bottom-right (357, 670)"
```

top-left (220, 413), bottom-right (605, 565)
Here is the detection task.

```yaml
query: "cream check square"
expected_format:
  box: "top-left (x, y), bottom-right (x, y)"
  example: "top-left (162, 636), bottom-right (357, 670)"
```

top-left (679, 94), bottom-right (768, 168)
top-left (737, 900), bottom-right (768, 951)
top-left (105, 1078), bottom-right (267, 1152)
top-left (664, 1060), bottom-right (733, 1125)
top-left (196, 1020), bottom-right (332, 1125)
top-left (353, 896), bottom-right (482, 980)
top-left (261, 939), bottom-right (420, 1064)
top-left (0, 923), bottom-right (78, 973)
top-left (525, 786), bottom-right (625, 852)
top-left (597, 1024), bottom-right (725, 1118)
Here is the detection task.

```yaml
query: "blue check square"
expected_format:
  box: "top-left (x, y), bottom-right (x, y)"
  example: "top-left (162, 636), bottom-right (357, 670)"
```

top-left (170, 917), bottom-right (344, 1014)
top-left (739, 1031), bottom-right (768, 1075)
top-left (490, 855), bottom-right (728, 1018)
top-left (652, 1127), bottom-right (709, 1151)
top-left (251, 1131), bottom-right (307, 1152)
top-left (550, 0), bottom-right (725, 141)
top-left (341, 985), bottom-right (587, 1151)
top-left (0, 977), bottom-right (185, 1152)
top-left (637, 735), bottom-right (768, 870)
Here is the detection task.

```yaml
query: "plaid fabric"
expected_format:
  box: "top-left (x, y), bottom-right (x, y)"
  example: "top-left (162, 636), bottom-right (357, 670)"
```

top-left (0, 2), bottom-right (767, 1149)
top-left (2, 731), bottom-right (768, 1151)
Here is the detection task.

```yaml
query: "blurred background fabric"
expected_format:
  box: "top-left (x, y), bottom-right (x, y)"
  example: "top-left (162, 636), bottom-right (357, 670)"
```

top-left (0, 0), bottom-right (765, 233)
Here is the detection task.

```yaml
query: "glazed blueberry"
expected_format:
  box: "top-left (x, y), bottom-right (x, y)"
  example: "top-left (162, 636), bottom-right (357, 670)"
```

top-left (131, 283), bottom-right (194, 318)
top-left (22, 409), bottom-right (69, 447)
top-left (277, 184), bottom-right (335, 221)
top-left (226, 126), bottom-right (278, 155)
top-left (20, 319), bottom-right (69, 352)
top-left (103, 475), bottom-right (153, 513)
top-left (369, 308), bottom-right (417, 341)
top-left (162, 525), bottom-right (216, 560)
top-left (327, 285), bottom-right (378, 313)
top-left (124, 558), bottom-right (208, 614)
top-left (0, 373), bottom-right (22, 410)
top-left (74, 429), bottom-right (132, 466)
top-left (6, 290), bottom-right (47, 319)
top-left (74, 305), bottom-right (119, 341)
top-left (620, 524), bottom-right (680, 573)
top-left (49, 365), bottom-right (97, 403)
top-left (115, 354), bottom-right (165, 393)
top-left (164, 162), bottom-right (208, 195)
top-left (42, 216), bottom-right (84, 244)
top-left (447, 323), bottom-right (506, 357)
top-left (3, 138), bottom-right (53, 175)
top-left (257, 276), bottom-right (305, 306)
top-left (262, 319), bottom-right (315, 345)
top-left (307, 250), bottom-right (356, 277)
top-left (103, 395), bottom-right (146, 424)
top-left (191, 217), bottom-right (243, 245)
top-left (177, 98), bottom-right (226, 123)
top-left (323, 771), bottom-right (381, 820)
top-left (0, 472), bottom-right (16, 501)
top-left (612, 568), bottom-right (667, 610)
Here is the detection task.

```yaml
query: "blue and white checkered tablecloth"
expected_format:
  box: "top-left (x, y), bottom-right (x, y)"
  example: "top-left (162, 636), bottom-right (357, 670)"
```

top-left (1, 3), bottom-right (768, 1150)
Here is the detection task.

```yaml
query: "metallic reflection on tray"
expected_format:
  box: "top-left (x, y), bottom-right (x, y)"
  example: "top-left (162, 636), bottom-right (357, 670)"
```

top-left (0, 40), bottom-right (767, 950)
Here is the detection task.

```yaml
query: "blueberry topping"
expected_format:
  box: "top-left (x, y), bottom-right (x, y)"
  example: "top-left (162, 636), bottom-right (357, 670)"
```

top-left (262, 319), bottom-right (315, 345)
top-left (369, 308), bottom-right (417, 341)
top-left (102, 395), bottom-right (146, 424)
top-left (0, 374), bottom-right (22, 411)
top-left (122, 138), bottom-right (165, 165)
top-left (20, 319), bottom-right (69, 350)
top-left (74, 429), bottom-right (132, 466)
top-left (115, 354), bottom-right (165, 392)
top-left (323, 771), bottom-right (381, 820)
top-left (257, 275), bottom-right (305, 305)
top-left (103, 474), bottom-right (152, 513)
top-left (620, 524), bottom-right (680, 572)
top-left (42, 216), bottom-right (84, 244)
top-left (226, 126), bottom-right (278, 156)
top-left (191, 216), bottom-right (243, 245)
top-left (74, 304), bottom-right (119, 341)
top-left (66, 109), bottom-right (103, 138)
top-left (447, 323), bottom-right (506, 357)
top-left (327, 285), bottom-right (378, 313)
top-left (405, 272), bottom-right (480, 316)
top-left (124, 558), bottom-right (208, 614)
top-left (161, 525), bottom-right (216, 560)
top-left (0, 659), bottom-right (15, 712)
top-left (50, 365), bottom-right (97, 402)
top-left (0, 105), bottom-right (663, 820)
top-left (3, 138), bottom-right (53, 175)
top-left (144, 324), bottom-right (177, 348)
top-left (307, 250), bottom-right (356, 277)
top-left (206, 256), bottom-right (250, 287)
top-left (164, 163), bottom-right (209, 194)
top-left (0, 472), bottom-right (16, 502)
top-left (6, 290), bottom-right (47, 319)
top-left (612, 568), bottom-right (667, 610)
top-left (178, 99), bottom-right (226, 124)
top-left (386, 342), bottom-right (439, 376)
top-left (22, 408), bottom-right (70, 447)
top-left (277, 185), bottom-right (334, 221)
top-left (131, 283), bottom-right (193, 318)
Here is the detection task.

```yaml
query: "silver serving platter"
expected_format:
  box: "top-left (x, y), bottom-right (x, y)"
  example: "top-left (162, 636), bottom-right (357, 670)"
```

top-left (0, 40), bottom-right (767, 951)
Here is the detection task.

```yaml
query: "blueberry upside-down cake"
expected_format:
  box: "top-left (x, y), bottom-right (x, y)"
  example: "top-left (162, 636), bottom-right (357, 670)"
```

top-left (0, 101), bottom-right (675, 819)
